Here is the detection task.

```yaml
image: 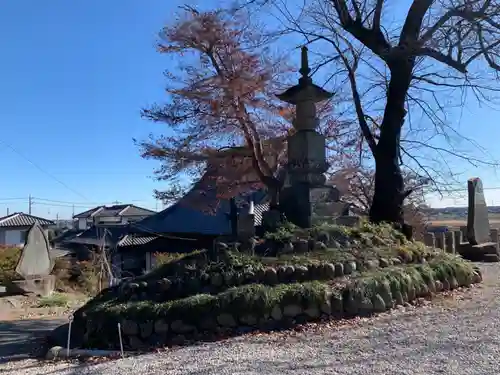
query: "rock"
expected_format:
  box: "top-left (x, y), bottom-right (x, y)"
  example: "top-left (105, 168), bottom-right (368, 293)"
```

top-left (128, 336), bottom-right (145, 351)
top-left (170, 335), bottom-right (186, 346)
top-left (282, 242), bottom-right (294, 253)
top-left (45, 346), bottom-right (64, 360)
top-left (343, 240), bottom-right (352, 248)
top-left (343, 261), bottom-right (356, 275)
top-left (304, 306), bottom-right (321, 319)
top-left (391, 257), bottom-right (401, 265)
top-left (48, 323), bottom-right (83, 349)
top-left (330, 240), bottom-right (341, 249)
top-left (358, 298), bottom-right (373, 315)
top-left (255, 268), bottom-right (266, 282)
top-left (170, 320), bottom-right (195, 334)
top-left (158, 278), bottom-right (172, 292)
top-left (315, 241), bottom-right (327, 250)
top-left (154, 319), bottom-right (169, 334)
top-left (334, 263), bottom-right (344, 277)
top-left (283, 304), bottom-right (303, 317)
top-left (320, 295), bottom-right (332, 315)
top-left (426, 279), bottom-right (436, 294)
top-left (343, 293), bottom-right (358, 315)
top-left (285, 265), bottom-right (295, 278)
top-left (449, 276), bottom-right (459, 290)
top-left (199, 318), bottom-right (217, 331)
top-left (407, 286), bottom-right (416, 301)
top-left (393, 290), bottom-right (404, 305)
top-left (217, 313), bottom-right (237, 327)
top-left (441, 279), bottom-right (451, 291)
top-left (277, 266), bottom-right (288, 282)
top-left (216, 242), bottom-right (229, 251)
top-left (294, 239), bottom-right (309, 253)
top-left (240, 314), bottom-right (258, 326)
top-left (331, 294), bottom-right (343, 316)
top-left (372, 294), bottom-right (386, 312)
top-left (139, 321), bottom-right (153, 339)
top-left (271, 305), bottom-right (283, 321)
top-left (362, 237), bottom-right (373, 247)
top-left (294, 265), bottom-right (309, 281)
top-left (316, 232), bottom-right (330, 244)
top-left (323, 263), bottom-right (336, 279)
top-left (308, 239), bottom-right (316, 251)
top-left (378, 281), bottom-right (393, 308)
top-left (264, 267), bottom-right (279, 285)
top-left (364, 259), bottom-right (378, 270)
top-left (122, 320), bottom-right (138, 336)
top-left (379, 258), bottom-right (390, 268)
top-left (224, 272), bottom-right (234, 285)
top-left (472, 271), bottom-right (482, 284)
top-left (210, 273), bottom-right (224, 287)
top-left (435, 280), bottom-right (443, 292)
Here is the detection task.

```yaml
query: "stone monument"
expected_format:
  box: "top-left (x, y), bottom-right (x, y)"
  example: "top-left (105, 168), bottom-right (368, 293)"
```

top-left (275, 46), bottom-right (348, 228)
top-left (12, 221), bottom-right (56, 296)
top-left (467, 177), bottom-right (491, 245)
top-left (458, 177), bottom-right (499, 262)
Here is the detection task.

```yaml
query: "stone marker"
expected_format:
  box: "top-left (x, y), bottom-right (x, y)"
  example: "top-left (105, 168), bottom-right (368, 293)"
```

top-left (16, 221), bottom-right (53, 278)
top-left (13, 221), bottom-right (55, 296)
top-left (467, 177), bottom-right (491, 245)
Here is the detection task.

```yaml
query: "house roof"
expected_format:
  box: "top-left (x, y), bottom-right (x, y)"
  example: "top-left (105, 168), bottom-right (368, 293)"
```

top-left (66, 224), bottom-right (159, 248)
top-left (0, 212), bottom-right (55, 228)
top-left (131, 186), bottom-right (268, 236)
top-left (73, 204), bottom-right (156, 219)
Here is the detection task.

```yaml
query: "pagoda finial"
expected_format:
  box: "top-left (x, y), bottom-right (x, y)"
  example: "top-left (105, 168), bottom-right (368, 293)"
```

top-left (299, 46), bottom-right (311, 78)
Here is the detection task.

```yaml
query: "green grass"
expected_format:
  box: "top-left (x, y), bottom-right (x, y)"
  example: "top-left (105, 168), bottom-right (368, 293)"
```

top-left (37, 293), bottom-right (70, 308)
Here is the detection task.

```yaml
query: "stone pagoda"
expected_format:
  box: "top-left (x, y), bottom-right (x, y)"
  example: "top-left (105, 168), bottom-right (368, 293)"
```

top-left (276, 46), bottom-right (339, 228)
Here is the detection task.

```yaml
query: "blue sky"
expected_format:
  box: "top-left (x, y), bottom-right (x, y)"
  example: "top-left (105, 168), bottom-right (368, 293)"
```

top-left (0, 1), bottom-right (499, 220)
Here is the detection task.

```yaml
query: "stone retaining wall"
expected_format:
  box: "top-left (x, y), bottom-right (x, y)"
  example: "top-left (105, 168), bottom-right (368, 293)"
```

top-left (79, 262), bottom-right (482, 351)
top-left (423, 228), bottom-right (499, 261)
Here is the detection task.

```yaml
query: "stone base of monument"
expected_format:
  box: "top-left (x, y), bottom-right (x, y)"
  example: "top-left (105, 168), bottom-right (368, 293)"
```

top-left (458, 242), bottom-right (499, 262)
top-left (12, 275), bottom-right (56, 297)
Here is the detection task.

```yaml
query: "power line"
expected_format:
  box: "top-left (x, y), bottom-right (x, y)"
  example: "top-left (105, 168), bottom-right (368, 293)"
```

top-left (0, 139), bottom-right (89, 201)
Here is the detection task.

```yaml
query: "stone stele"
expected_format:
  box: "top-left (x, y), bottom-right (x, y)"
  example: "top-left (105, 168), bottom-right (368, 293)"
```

top-left (467, 177), bottom-right (491, 245)
top-left (15, 221), bottom-right (53, 279)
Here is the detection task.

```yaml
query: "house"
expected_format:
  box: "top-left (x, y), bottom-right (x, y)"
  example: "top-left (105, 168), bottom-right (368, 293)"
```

top-left (73, 204), bottom-right (156, 231)
top-left (0, 212), bottom-right (55, 247)
top-left (62, 223), bottom-right (161, 277)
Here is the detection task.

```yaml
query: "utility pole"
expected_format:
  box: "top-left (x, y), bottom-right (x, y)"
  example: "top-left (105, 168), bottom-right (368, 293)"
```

top-left (72, 204), bottom-right (75, 218)
top-left (6, 208), bottom-right (9, 216)
top-left (28, 195), bottom-right (32, 215)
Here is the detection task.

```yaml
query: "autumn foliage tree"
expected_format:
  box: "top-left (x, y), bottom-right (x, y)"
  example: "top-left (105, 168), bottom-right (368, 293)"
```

top-left (137, 7), bottom-right (291, 207)
top-left (138, 6), bottom-right (357, 210)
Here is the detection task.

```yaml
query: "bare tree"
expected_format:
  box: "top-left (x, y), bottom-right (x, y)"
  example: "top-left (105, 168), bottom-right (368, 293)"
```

top-left (246, 0), bottom-right (500, 229)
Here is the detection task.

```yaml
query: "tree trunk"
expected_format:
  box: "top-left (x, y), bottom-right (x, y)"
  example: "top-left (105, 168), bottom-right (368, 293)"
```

top-left (369, 61), bottom-right (413, 228)
top-left (369, 152), bottom-right (404, 225)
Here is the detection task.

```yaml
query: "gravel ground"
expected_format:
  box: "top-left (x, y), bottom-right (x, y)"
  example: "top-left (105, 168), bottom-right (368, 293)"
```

top-left (2, 263), bottom-right (500, 375)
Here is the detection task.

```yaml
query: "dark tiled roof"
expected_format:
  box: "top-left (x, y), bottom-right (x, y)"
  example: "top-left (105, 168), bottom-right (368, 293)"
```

top-left (51, 229), bottom-right (85, 244)
top-left (0, 213), bottom-right (55, 228)
top-left (67, 224), bottom-right (130, 247)
top-left (131, 186), bottom-right (269, 236)
top-left (74, 204), bottom-right (156, 219)
top-left (117, 234), bottom-right (158, 248)
top-left (72, 207), bottom-right (103, 219)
